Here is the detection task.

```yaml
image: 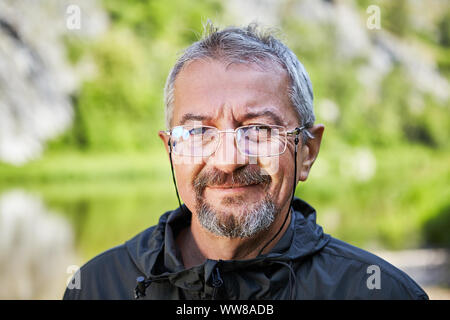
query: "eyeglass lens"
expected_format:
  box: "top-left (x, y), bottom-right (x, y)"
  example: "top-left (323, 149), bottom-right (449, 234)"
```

top-left (170, 125), bottom-right (287, 157)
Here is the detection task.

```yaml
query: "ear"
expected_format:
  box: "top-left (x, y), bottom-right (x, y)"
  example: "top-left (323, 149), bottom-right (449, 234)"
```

top-left (158, 131), bottom-right (171, 157)
top-left (297, 124), bottom-right (325, 182)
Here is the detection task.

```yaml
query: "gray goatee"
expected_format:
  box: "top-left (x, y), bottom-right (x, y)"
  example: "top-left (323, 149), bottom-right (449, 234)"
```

top-left (193, 166), bottom-right (278, 238)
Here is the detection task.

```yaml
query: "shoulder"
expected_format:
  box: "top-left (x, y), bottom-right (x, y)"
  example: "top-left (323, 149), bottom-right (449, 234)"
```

top-left (63, 221), bottom-right (166, 300)
top-left (63, 244), bottom-right (140, 300)
top-left (80, 244), bottom-right (132, 275)
top-left (313, 237), bottom-right (429, 299)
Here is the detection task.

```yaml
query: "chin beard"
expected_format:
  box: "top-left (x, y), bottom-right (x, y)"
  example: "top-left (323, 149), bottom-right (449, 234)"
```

top-left (196, 195), bottom-right (278, 238)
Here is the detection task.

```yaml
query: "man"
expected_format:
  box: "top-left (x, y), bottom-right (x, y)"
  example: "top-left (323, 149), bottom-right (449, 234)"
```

top-left (64, 23), bottom-right (428, 300)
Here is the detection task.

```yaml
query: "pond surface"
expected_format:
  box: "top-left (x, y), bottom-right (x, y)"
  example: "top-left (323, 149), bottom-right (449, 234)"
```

top-left (0, 178), bottom-right (179, 299)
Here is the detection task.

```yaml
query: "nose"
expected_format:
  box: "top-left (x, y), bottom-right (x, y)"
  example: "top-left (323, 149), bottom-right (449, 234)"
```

top-left (208, 130), bottom-right (247, 174)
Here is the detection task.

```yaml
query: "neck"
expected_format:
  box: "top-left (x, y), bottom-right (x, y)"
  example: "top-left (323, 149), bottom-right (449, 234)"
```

top-left (176, 202), bottom-right (292, 268)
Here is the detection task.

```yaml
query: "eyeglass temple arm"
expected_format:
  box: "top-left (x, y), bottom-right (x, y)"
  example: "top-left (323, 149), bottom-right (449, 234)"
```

top-left (287, 126), bottom-right (315, 140)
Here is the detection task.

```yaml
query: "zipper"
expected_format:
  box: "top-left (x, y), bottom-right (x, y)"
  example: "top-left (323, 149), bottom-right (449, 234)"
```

top-left (211, 265), bottom-right (223, 299)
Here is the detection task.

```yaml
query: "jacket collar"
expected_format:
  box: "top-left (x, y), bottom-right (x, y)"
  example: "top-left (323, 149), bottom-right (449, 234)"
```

top-left (126, 197), bottom-right (330, 279)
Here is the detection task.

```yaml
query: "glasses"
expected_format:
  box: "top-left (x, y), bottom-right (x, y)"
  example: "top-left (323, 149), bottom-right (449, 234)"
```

top-left (164, 124), bottom-right (305, 157)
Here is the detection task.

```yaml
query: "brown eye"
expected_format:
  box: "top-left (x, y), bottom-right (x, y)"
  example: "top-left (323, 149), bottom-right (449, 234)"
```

top-left (242, 125), bottom-right (272, 141)
top-left (254, 125), bottom-right (272, 131)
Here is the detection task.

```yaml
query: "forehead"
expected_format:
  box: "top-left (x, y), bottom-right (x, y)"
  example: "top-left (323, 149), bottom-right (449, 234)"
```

top-left (172, 58), bottom-right (297, 126)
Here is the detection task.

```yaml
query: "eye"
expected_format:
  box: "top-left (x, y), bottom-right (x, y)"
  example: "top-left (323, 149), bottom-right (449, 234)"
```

top-left (243, 124), bottom-right (274, 131)
top-left (254, 125), bottom-right (272, 131)
top-left (189, 127), bottom-right (205, 136)
top-left (240, 125), bottom-right (269, 142)
top-left (245, 125), bottom-right (273, 136)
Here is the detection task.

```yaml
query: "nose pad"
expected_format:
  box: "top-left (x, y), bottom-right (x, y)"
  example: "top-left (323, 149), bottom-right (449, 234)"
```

top-left (210, 131), bottom-right (247, 168)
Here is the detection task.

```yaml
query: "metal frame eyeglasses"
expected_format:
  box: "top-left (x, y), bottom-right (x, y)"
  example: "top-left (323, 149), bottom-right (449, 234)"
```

top-left (163, 124), bottom-right (308, 157)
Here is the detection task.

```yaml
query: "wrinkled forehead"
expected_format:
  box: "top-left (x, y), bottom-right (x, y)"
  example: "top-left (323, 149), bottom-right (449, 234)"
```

top-left (172, 58), bottom-right (296, 128)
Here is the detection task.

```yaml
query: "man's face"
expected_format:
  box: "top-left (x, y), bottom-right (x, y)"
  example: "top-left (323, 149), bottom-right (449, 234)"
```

top-left (160, 58), bottom-right (320, 238)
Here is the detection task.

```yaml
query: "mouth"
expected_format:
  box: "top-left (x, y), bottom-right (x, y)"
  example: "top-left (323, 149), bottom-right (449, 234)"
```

top-left (206, 183), bottom-right (262, 193)
top-left (194, 166), bottom-right (272, 199)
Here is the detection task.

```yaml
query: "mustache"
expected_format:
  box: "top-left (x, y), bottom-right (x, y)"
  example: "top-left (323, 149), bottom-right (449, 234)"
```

top-left (193, 165), bottom-right (271, 196)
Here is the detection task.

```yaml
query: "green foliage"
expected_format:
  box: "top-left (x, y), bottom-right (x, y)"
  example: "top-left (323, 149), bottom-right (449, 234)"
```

top-left (438, 10), bottom-right (450, 47)
top-left (51, 0), bottom-right (222, 152)
top-left (423, 203), bottom-right (450, 247)
top-left (381, 0), bottom-right (411, 36)
top-left (2, 0), bottom-right (450, 262)
top-left (281, 3), bottom-right (450, 250)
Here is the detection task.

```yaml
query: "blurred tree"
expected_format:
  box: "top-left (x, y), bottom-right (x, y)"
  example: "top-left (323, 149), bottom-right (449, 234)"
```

top-left (438, 10), bottom-right (450, 47)
top-left (11, 0), bottom-right (450, 251)
top-left (423, 203), bottom-right (450, 247)
top-left (51, 0), bottom-right (222, 151)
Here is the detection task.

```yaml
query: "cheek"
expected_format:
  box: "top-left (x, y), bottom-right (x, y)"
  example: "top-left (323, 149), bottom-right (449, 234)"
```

top-left (258, 157), bottom-right (281, 181)
top-left (172, 156), bottom-right (205, 205)
top-left (258, 155), bottom-right (294, 202)
top-left (257, 156), bottom-right (287, 185)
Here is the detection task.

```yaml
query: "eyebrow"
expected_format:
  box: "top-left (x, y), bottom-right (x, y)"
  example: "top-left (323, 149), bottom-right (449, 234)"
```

top-left (178, 109), bottom-right (285, 126)
top-left (241, 110), bottom-right (285, 126)
top-left (179, 113), bottom-right (212, 125)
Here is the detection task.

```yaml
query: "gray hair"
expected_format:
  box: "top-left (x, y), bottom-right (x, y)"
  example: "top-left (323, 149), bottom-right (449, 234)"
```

top-left (164, 22), bottom-right (315, 142)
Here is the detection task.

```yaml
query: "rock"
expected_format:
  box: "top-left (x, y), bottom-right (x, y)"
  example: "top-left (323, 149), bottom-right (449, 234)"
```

top-left (0, 0), bottom-right (107, 165)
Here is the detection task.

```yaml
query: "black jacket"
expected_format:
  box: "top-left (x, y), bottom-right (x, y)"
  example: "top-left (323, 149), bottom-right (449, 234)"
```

top-left (63, 198), bottom-right (428, 300)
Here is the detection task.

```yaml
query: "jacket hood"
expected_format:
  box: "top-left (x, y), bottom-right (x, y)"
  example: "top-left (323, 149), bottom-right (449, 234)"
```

top-left (125, 197), bottom-right (330, 282)
top-left (64, 199), bottom-right (428, 300)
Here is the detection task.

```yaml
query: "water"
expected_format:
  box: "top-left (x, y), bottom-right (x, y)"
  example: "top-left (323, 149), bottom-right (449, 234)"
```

top-left (0, 189), bottom-right (75, 299)
top-left (0, 181), bottom-right (178, 299)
